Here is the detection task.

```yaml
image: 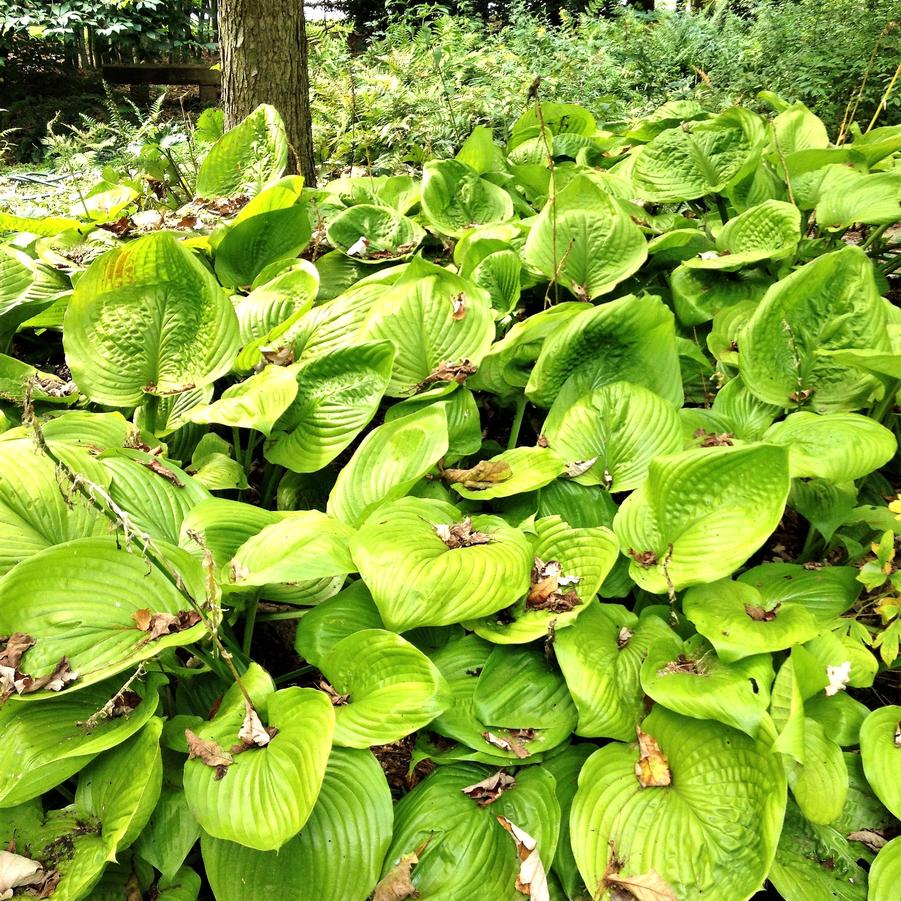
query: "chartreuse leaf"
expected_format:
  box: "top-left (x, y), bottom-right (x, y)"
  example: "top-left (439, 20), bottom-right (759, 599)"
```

top-left (671, 265), bottom-right (771, 327)
top-left (613, 444), bottom-right (790, 594)
top-left (227, 510), bottom-right (355, 589)
top-left (632, 108), bottom-right (760, 202)
top-left (448, 446), bottom-right (564, 500)
top-left (351, 497), bottom-right (531, 631)
top-left (421, 159), bottom-right (514, 237)
top-left (320, 628), bottom-right (450, 747)
top-left (555, 604), bottom-right (675, 740)
top-left (202, 748), bottom-right (392, 901)
top-left (682, 578), bottom-right (821, 662)
top-left (805, 691), bottom-right (869, 747)
top-left (183, 665), bottom-right (334, 851)
top-left (815, 170), bottom-right (901, 230)
top-left (359, 256), bottom-right (494, 396)
top-left (0, 537), bottom-right (207, 695)
top-left (195, 104), bottom-right (288, 198)
top-left (570, 707), bottom-right (787, 900)
top-left (542, 381), bottom-right (683, 491)
top-left (471, 249), bottom-right (521, 316)
top-left (133, 783), bottom-right (200, 881)
top-left (640, 635), bottom-right (774, 738)
top-left (328, 405), bottom-right (449, 527)
top-left (772, 102), bottom-right (829, 155)
top-left (870, 837), bottom-right (901, 901)
top-left (468, 515), bottom-right (618, 644)
top-left (0, 673), bottom-right (163, 807)
top-left (526, 293), bottom-right (682, 409)
top-left (764, 412), bottom-right (896, 481)
top-left (860, 705), bottom-right (901, 819)
top-left (63, 232), bottom-right (240, 406)
top-left (326, 204), bottom-right (425, 262)
top-left (523, 175), bottom-right (647, 300)
top-left (787, 717), bottom-right (848, 825)
top-left (263, 340), bottom-right (395, 472)
top-left (740, 246), bottom-right (889, 412)
top-left (383, 762), bottom-right (559, 899)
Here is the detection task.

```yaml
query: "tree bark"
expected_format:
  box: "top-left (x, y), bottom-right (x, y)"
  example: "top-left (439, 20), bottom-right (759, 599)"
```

top-left (219, 0), bottom-right (316, 186)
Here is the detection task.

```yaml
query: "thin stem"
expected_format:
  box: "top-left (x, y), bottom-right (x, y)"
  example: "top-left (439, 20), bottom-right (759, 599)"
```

top-left (260, 462), bottom-right (284, 510)
top-left (232, 426), bottom-right (242, 468)
top-left (257, 609), bottom-right (310, 623)
top-left (871, 378), bottom-right (899, 424)
top-left (507, 395), bottom-right (527, 450)
top-left (242, 592), bottom-right (260, 657)
top-left (799, 522), bottom-right (819, 564)
top-left (862, 222), bottom-right (891, 252)
top-left (275, 665), bottom-right (316, 685)
top-left (243, 431), bottom-right (261, 474)
top-left (714, 194), bottom-right (729, 225)
top-left (143, 393), bottom-right (160, 436)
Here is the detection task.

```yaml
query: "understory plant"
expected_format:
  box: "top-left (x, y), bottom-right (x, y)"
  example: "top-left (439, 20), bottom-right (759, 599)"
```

top-left (0, 89), bottom-right (900, 900)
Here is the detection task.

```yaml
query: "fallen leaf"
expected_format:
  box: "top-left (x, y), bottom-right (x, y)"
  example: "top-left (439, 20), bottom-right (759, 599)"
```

top-left (617, 627), bottom-right (634, 649)
top-left (451, 292), bottom-right (466, 320)
top-left (605, 868), bottom-right (678, 900)
top-left (372, 852), bottom-right (419, 901)
top-left (482, 730), bottom-right (532, 759)
top-left (135, 610), bottom-right (201, 641)
top-left (563, 457), bottom-right (599, 478)
top-left (825, 660), bottom-right (852, 697)
top-left (442, 459), bottom-right (512, 490)
top-left (628, 549), bottom-right (658, 568)
top-left (847, 830), bottom-right (887, 852)
top-left (6, 657), bottom-right (80, 698)
top-left (693, 428), bottom-right (734, 448)
top-left (634, 726), bottom-right (671, 788)
top-left (496, 816), bottom-right (550, 901)
top-left (260, 345), bottom-right (295, 366)
top-left (461, 770), bottom-right (515, 806)
top-left (317, 678), bottom-right (350, 706)
top-left (238, 703), bottom-right (274, 748)
top-left (139, 458), bottom-right (184, 487)
top-left (0, 633), bottom-right (35, 669)
top-left (0, 849), bottom-right (44, 900)
top-left (435, 518), bottom-right (493, 549)
top-left (185, 729), bottom-right (233, 780)
top-left (526, 557), bottom-right (582, 613)
top-left (744, 602), bottom-right (781, 622)
top-left (346, 235), bottom-right (369, 257)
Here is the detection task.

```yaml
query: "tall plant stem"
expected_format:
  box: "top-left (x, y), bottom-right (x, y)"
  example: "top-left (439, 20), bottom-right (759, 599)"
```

top-left (508, 395), bottom-right (527, 450)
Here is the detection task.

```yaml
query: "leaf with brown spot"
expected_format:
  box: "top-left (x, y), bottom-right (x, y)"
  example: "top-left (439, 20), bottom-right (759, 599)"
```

top-left (372, 852), bottom-right (419, 901)
top-left (185, 729), bottom-right (233, 780)
top-left (604, 869), bottom-right (678, 900)
top-left (744, 603), bottom-right (780, 622)
top-left (634, 727), bottom-right (671, 787)
top-left (442, 460), bottom-right (512, 490)
top-left (461, 770), bottom-right (515, 806)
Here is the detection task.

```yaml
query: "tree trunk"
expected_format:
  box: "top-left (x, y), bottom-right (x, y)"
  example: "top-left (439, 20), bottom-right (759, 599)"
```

top-left (219, 0), bottom-right (316, 186)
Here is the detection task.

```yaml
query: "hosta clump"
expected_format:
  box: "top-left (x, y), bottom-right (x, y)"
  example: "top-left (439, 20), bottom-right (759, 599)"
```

top-left (0, 98), bottom-right (899, 901)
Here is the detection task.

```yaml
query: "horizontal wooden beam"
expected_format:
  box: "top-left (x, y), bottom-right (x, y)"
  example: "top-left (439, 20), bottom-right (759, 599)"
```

top-left (101, 64), bottom-right (221, 87)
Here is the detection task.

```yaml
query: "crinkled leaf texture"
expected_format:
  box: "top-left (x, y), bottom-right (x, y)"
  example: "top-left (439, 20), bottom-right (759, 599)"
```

top-left (422, 159), bottom-right (515, 237)
top-left (859, 705), bottom-right (901, 820)
top-left (570, 706), bottom-right (787, 900)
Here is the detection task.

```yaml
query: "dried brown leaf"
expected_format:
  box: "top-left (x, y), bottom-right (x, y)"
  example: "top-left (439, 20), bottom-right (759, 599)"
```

top-left (414, 359), bottom-right (478, 392)
top-left (139, 458), bottom-right (184, 487)
top-left (461, 770), bottom-right (515, 806)
top-left (451, 292), bottom-right (466, 320)
top-left (185, 729), bottom-right (233, 780)
top-left (434, 518), bottom-right (493, 549)
top-left (372, 852), bottom-right (419, 901)
top-left (136, 610), bottom-right (201, 641)
top-left (0, 633), bottom-right (35, 669)
top-left (847, 830), bottom-right (887, 852)
top-left (562, 457), bottom-right (598, 478)
top-left (317, 678), bottom-right (350, 707)
top-left (634, 727), bottom-right (671, 788)
top-left (0, 849), bottom-right (45, 900)
top-left (496, 816), bottom-right (550, 900)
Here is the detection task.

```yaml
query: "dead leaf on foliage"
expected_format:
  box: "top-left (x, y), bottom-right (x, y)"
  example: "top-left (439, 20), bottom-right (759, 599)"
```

top-left (895, 722), bottom-right (901, 748)
top-left (482, 730), bottom-right (533, 759)
top-left (562, 457), bottom-right (598, 479)
top-left (693, 428), bottom-right (734, 448)
top-left (451, 292), bottom-right (466, 320)
top-left (0, 633), bottom-right (35, 669)
top-left (185, 729), bottom-right (233, 780)
top-left (260, 345), bottom-right (295, 367)
top-left (434, 518), bottom-right (492, 549)
top-left (414, 359), bottom-right (478, 392)
top-left (346, 235), bottom-right (369, 257)
top-left (847, 830), bottom-right (887, 852)
top-left (496, 816), bottom-right (550, 901)
top-left (461, 770), bottom-right (515, 806)
top-left (604, 868), bottom-right (678, 901)
top-left (372, 852), bottom-right (419, 901)
top-left (139, 458), bottom-right (184, 487)
top-left (617, 627), bottom-right (634, 649)
top-left (0, 849), bottom-right (45, 900)
top-left (238, 703), bottom-right (275, 748)
top-left (526, 558), bottom-right (582, 613)
top-left (628, 549), bottom-right (658, 568)
top-left (825, 661), bottom-right (852, 697)
top-left (134, 609), bottom-right (201, 641)
top-left (318, 678), bottom-right (350, 707)
top-left (744, 603), bottom-right (780, 622)
top-left (634, 727), bottom-right (671, 788)
top-left (2, 656), bottom-right (79, 700)
top-left (441, 460), bottom-right (512, 490)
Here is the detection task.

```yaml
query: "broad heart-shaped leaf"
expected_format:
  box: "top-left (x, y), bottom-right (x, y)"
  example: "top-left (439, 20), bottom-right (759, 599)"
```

top-left (448, 446), bottom-right (565, 500)
top-left (764, 412), bottom-right (896, 481)
top-left (870, 837), bottom-right (901, 901)
top-left (202, 748), bottom-right (393, 901)
top-left (328, 405), bottom-right (449, 528)
top-left (468, 515), bottom-right (619, 644)
top-left (632, 108), bottom-right (761, 202)
top-left (859, 705), bottom-right (901, 819)
top-left (472, 249), bottom-right (521, 316)
top-left (526, 293), bottom-right (682, 409)
top-left (613, 444), bottom-right (790, 594)
top-left (786, 717), bottom-right (848, 825)
top-left (768, 801), bottom-right (869, 901)
top-left (0, 673), bottom-right (163, 807)
top-left (227, 511), bottom-right (356, 589)
top-left (640, 635), bottom-right (774, 738)
top-left (326, 204), bottom-right (425, 262)
top-left (320, 628), bottom-right (450, 748)
top-left (64, 232), bottom-right (240, 407)
top-left (358, 256), bottom-right (495, 396)
top-left (542, 380), bottom-right (683, 492)
top-left (263, 340), bottom-right (395, 473)
top-left (385, 764), bottom-right (559, 900)
top-left (195, 104), bottom-right (288, 198)
top-left (737, 563), bottom-right (861, 625)
top-left (421, 159), bottom-right (514, 237)
top-left (682, 578), bottom-right (821, 662)
top-left (570, 706), bottom-right (787, 900)
top-left (183, 670), bottom-right (335, 851)
top-left (133, 784), bottom-right (201, 881)
top-left (351, 497), bottom-right (531, 631)
top-left (523, 175), bottom-right (647, 300)
top-left (555, 603), bottom-right (675, 740)
top-left (815, 170), bottom-right (901, 229)
top-left (0, 537), bottom-right (207, 695)
top-left (740, 246), bottom-right (889, 412)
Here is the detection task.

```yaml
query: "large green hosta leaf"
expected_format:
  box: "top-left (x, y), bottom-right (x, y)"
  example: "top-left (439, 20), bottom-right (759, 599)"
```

top-left (421, 159), bottom-right (514, 237)
top-left (523, 175), bottom-right (647, 300)
top-left (326, 204), bottom-right (425, 262)
top-left (202, 748), bottom-right (393, 901)
top-left (542, 380), bottom-right (683, 491)
top-left (613, 444), bottom-right (790, 593)
top-left (555, 603), bottom-right (674, 740)
top-left (860, 705), bottom-right (901, 819)
top-left (815, 170), bottom-right (901, 230)
top-left (195, 104), bottom-right (288, 198)
top-left (670, 266), bottom-right (771, 327)
top-left (740, 246), bottom-right (889, 412)
top-left (358, 256), bottom-right (494, 396)
top-left (351, 497), bottom-right (531, 631)
top-left (64, 232), bottom-right (240, 406)
top-left (383, 762), bottom-right (559, 900)
top-left (570, 707), bottom-right (787, 900)
top-left (328, 405), bottom-right (449, 527)
top-left (263, 340), bottom-right (394, 472)
top-left (870, 837), bottom-right (901, 901)
top-left (447, 446), bottom-right (565, 500)
top-left (0, 537), bottom-right (206, 695)
top-left (320, 628), bottom-right (450, 747)
top-left (0, 673), bottom-right (163, 807)
top-left (787, 717), bottom-right (848, 825)
top-left (183, 667), bottom-right (334, 851)
top-left (525, 293), bottom-right (682, 409)
top-left (632, 109), bottom-right (761, 202)
top-left (133, 783), bottom-right (200, 881)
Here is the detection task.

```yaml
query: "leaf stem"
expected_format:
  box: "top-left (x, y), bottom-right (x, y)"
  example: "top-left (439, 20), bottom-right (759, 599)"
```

top-left (714, 194), bottom-right (729, 225)
top-left (242, 592), bottom-right (260, 657)
top-left (507, 395), bottom-right (527, 450)
top-left (143, 393), bottom-right (160, 436)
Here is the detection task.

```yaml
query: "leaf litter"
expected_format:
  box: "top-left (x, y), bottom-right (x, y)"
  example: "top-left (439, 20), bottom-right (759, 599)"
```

top-left (634, 727), bottom-right (672, 788)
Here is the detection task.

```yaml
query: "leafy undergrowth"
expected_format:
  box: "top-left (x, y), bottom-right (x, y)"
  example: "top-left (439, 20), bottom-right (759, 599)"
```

top-left (0, 95), bottom-right (900, 901)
